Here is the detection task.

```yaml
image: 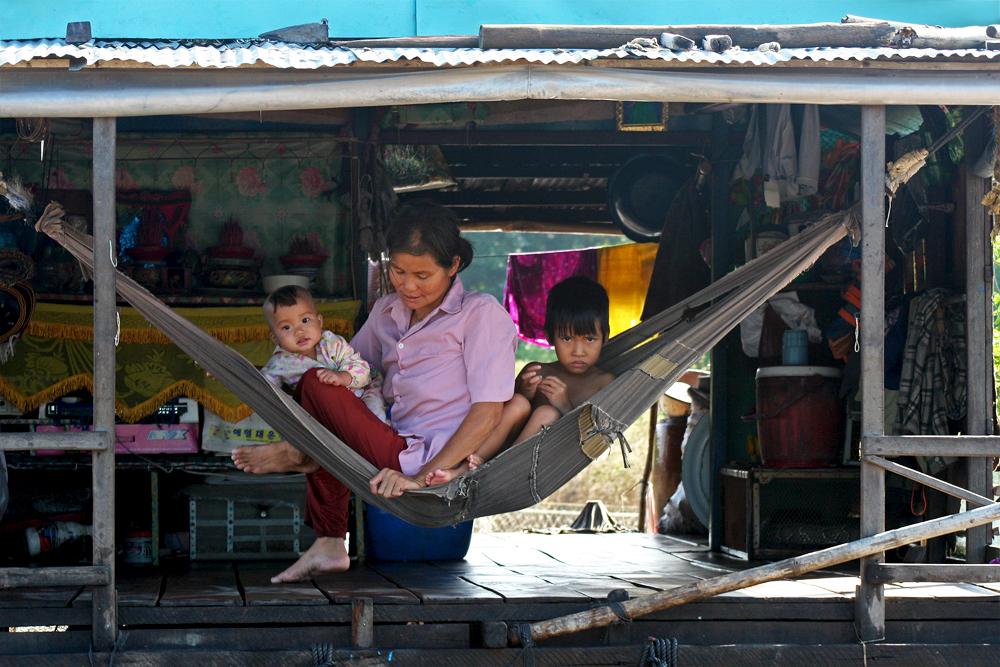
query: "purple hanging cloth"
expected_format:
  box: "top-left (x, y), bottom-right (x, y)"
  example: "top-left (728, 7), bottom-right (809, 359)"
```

top-left (503, 248), bottom-right (598, 346)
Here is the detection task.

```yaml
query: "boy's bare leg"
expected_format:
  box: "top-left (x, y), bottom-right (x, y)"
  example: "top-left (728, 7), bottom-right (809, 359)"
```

top-left (270, 537), bottom-right (349, 583)
top-left (426, 396), bottom-right (531, 484)
top-left (512, 405), bottom-right (561, 446)
top-left (232, 441), bottom-right (321, 474)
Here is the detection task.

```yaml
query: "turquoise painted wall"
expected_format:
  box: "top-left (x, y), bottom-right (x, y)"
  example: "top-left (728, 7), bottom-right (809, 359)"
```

top-left (1, 0), bottom-right (997, 40)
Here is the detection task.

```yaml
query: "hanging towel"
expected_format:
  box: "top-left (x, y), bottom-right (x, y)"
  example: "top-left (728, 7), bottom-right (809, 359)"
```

top-left (504, 243), bottom-right (657, 345)
top-left (598, 243), bottom-right (658, 336)
top-left (503, 248), bottom-right (598, 346)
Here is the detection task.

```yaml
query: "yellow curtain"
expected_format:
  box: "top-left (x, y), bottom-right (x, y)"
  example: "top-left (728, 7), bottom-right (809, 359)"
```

top-left (597, 243), bottom-right (658, 337)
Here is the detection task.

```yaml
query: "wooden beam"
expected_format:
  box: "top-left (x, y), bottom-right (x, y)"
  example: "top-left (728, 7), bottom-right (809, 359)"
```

top-left (0, 431), bottom-right (110, 452)
top-left (422, 190), bottom-right (607, 207)
top-left (450, 164), bottom-right (616, 179)
top-left (0, 565), bottom-right (110, 588)
top-left (865, 435), bottom-right (1000, 457)
top-left (382, 130), bottom-right (710, 147)
top-left (866, 562), bottom-right (1000, 584)
top-left (454, 207), bottom-right (612, 223)
top-left (91, 115), bottom-right (118, 650)
top-left (478, 23), bottom-right (897, 50)
top-left (514, 499), bottom-right (1000, 645)
top-left (865, 456), bottom-right (995, 506)
top-left (459, 221), bottom-right (620, 235)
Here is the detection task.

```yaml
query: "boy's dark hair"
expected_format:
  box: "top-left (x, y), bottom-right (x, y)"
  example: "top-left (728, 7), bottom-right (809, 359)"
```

top-left (543, 276), bottom-right (610, 344)
top-left (264, 285), bottom-right (313, 316)
top-left (386, 201), bottom-right (474, 272)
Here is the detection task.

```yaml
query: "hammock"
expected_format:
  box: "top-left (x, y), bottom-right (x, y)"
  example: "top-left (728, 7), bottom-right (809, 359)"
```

top-left (36, 204), bottom-right (859, 528)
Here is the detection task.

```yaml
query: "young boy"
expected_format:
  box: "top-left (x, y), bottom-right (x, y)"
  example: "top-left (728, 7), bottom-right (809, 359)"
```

top-left (261, 285), bottom-right (386, 422)
top-left (426, 276), bottom-right (616, 485)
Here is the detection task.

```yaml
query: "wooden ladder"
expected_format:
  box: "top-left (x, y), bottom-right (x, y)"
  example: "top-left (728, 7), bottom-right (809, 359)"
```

top-left (0, 118), bottom-right (119, 649)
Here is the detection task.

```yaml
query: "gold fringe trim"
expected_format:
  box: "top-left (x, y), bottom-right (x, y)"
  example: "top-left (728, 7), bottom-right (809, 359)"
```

top-left (0, 376), bottom-right (254, 425)
top-left (25, 319), bottom-right (354, 345)
top-left (0, 374), bottom-right (93, 415)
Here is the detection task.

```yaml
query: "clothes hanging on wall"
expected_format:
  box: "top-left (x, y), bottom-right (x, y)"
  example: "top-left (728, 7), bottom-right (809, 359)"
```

top-left (895, 288), bottom-right (967, 438)
top-left (640, 177), bottom-right (711, 321)
top-left (733, 104), bottom-right (821, 207)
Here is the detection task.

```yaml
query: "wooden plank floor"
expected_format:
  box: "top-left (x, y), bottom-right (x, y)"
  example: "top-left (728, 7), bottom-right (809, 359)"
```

top-left (2, 532), bottom-right (998, 656)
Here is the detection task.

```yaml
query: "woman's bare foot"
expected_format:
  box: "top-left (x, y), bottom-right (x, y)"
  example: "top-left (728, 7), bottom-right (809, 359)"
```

top-left (271, 537), bottom-right (349, 583)
top-left (425, 462), bottom-right (469, 486)
top-left (466, 453), bottom-right (485, 471)
top-left (231, 441), bottom-right (320, 474)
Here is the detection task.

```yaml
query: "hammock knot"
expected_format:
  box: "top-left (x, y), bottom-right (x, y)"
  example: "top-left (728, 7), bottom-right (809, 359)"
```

top-left (591, 406), bottom-right (631, 469)
top-left (885, 149), bottom-right (928, 198)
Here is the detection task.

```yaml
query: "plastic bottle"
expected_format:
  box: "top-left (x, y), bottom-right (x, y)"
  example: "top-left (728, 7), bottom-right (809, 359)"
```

top-left (24, 521), bottom-right (93, 556)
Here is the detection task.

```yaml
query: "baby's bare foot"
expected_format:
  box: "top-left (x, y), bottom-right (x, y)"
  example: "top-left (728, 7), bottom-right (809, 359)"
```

top-left (231, 442), bottom-right (320, 474)
top-left (425, 468), bottom-right (457, 486)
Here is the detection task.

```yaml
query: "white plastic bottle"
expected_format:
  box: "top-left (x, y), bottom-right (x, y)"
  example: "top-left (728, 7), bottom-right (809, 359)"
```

top-left (24, 521), bottom-right (93, 556)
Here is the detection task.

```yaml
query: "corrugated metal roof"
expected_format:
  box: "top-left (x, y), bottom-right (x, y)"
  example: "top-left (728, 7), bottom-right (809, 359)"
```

top-left (2, 38), bottom-right (998, 69)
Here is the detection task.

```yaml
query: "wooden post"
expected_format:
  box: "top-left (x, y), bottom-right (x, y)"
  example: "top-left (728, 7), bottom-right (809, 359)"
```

top-left (91, 116), bottom-right (118, 649)
top-left (350, 142), bottom-right (363, 306)
top-left (708, 111), bottom-right (733, 551)
top-left (964, 113), bottom-right (995, 564)
top-left (637, 403), bottom-right (658, 532)
top-left (352, 597), bottom-right (374, 648)
top-left (857, 105), bottom-right (886, 642)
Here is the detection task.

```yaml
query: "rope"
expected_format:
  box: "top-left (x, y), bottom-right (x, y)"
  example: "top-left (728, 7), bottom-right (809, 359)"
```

top-left (311, 642), bottom-right (334, 667)
top-left (529, 433), bottom-right (543, 504)
top-left (639, 637), bottom-right (678, 667)
top-left (0, 249), bottom-right (34, 286)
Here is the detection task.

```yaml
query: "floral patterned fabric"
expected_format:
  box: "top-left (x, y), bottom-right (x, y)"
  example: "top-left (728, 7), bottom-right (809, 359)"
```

top-left (6, 136), bottom-right (352, 296)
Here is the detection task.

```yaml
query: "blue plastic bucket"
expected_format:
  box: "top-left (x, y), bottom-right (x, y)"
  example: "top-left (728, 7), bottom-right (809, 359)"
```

top-left (363, 504), bottom-right (473, 561)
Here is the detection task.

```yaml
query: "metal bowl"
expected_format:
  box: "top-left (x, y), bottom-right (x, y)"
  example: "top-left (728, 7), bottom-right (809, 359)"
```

top-left (607, 155), bottom-right (684, 242)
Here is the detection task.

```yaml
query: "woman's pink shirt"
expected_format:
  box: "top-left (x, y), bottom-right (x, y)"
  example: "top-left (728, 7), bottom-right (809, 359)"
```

top-left (350, 277), bottom-right (517, 476)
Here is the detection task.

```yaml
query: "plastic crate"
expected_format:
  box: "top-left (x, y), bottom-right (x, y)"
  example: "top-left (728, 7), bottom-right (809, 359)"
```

top-left (188, 482), bottom-right (315, 561)
top-left (721, 466), bottom-right (860, 560)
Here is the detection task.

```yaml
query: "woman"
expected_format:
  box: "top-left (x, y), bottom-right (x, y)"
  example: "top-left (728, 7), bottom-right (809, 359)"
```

top-left (232, 202), bottom-right (518, 583)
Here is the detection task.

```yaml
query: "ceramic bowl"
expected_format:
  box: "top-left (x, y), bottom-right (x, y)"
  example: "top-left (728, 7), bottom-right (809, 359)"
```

top-left (262, 274), bottom-right (310, 294)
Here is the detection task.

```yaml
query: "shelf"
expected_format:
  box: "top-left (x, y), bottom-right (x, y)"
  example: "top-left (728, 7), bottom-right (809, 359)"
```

top-left (35, 293), bottom-right (354, 307)
top-left (3, 451), bottom-right (241, 472)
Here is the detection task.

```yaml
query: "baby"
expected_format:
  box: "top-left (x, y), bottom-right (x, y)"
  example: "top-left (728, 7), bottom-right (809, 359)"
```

top-left (427, 276), bottom-right (616, 485)
top-left (260, 285), bottom-right (386, 422)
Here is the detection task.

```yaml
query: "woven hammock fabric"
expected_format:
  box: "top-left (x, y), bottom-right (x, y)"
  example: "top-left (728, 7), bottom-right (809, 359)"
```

top-left (36, 202), bottom-right (858, 527)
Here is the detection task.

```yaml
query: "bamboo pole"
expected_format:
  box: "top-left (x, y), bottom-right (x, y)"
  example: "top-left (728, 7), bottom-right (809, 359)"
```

top-left (512, 501), bottom-right (1000, 645)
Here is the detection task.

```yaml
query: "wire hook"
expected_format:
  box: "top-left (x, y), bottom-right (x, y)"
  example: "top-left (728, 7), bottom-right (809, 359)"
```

top-left (109, 240), bottom-right (117, 268)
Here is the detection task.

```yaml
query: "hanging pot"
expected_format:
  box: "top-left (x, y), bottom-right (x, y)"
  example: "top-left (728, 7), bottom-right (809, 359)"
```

top-left (607, 154), bottom-right (684, 242)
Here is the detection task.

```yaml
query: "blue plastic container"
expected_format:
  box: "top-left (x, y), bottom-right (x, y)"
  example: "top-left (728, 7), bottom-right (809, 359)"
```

top-left (363, 504), bottom-right (473, 561)
top-left (782, 329), bottom-right (809, 365)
